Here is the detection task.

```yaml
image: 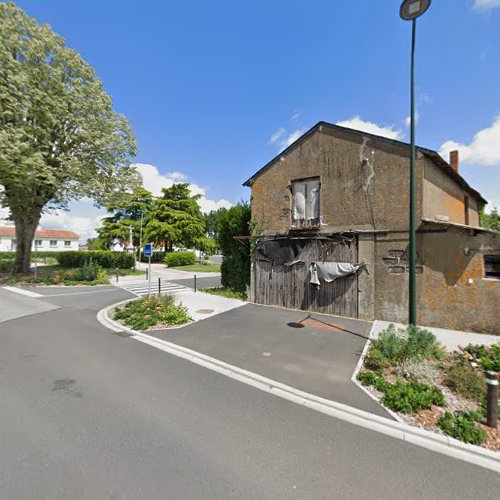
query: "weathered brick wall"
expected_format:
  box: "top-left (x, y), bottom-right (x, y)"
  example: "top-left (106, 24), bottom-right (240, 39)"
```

top-left (251, 127), bottom-right (425, 235)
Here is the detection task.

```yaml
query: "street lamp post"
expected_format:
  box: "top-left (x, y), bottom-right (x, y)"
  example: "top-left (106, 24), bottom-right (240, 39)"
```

top-left (400, 0), bottom-right (431, 327)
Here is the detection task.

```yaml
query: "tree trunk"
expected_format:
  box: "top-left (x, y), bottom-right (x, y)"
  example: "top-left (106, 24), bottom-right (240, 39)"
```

top-left (13, 213), bottom-right (41, 274)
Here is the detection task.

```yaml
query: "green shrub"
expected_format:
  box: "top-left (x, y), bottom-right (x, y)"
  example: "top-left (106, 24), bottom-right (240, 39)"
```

top-left (113, 294), bottom-right (192, 330)
top-left (437, 411), bottom-right (487, 445)
top-left (395, 358), bottom-right (440, 385)
top-left (371, 324), bottom-right (443, 364)
top-left (382, 380), bottom-right (445, 414)
top-left (444, 364), bottom-right (486, 403)
top-left (64, 261), bottom-right (107, 282)
top-left (57, 251), bottom-right (135, 269)
top-left (164, 251), bottom-right (196, 267)
top-left (364, 348), bottom-right (390, 371)
top-left (221, 253), bottom-right (249, 293)
top-left (0, 259), bottom-right (13, 273)
top-left (357, 371), bottom-right (390, 392)
top-left (460, 343), bottom-right (500, 372)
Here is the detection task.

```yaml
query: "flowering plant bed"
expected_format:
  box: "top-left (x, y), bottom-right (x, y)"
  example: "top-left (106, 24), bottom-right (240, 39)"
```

top-left (357, 324), bottom-right (499, 451)
top-left (113, 294), bottom-right (192, 331)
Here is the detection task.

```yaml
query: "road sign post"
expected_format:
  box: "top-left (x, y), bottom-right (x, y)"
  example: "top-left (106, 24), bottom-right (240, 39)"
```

top-left (144, 243), bottom-right (153, 297)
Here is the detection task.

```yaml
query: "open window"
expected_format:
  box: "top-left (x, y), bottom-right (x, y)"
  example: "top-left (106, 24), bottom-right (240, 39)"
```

top-left (292, 177), bottom-right (320, 228)
top-left (484, 255), bottom-right (500, 279)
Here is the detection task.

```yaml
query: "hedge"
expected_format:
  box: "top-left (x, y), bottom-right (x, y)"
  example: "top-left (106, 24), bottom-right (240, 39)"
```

top-left (164, 251), bottom-right (196, 267)
top-left (0, 250), bottom-right (57, 259)
top-left (57, 251), bottom-right (135, 269)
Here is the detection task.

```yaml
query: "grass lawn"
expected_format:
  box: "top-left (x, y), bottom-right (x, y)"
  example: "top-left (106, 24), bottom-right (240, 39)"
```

top-left (171, 263), bottom-right (221, 273)
top-left (199, 286), bottom-right (247, 300)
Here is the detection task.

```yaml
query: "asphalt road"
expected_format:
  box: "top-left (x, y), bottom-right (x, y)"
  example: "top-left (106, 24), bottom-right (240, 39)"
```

top-left (0, 286), bottom-right (498, 499)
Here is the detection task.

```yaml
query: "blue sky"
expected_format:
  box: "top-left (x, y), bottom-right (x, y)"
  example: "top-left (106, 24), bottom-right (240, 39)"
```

top-left (7, 0), bottom-right (500, 241)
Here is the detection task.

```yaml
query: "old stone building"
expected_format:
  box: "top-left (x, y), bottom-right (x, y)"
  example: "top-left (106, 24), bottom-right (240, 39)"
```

top-left (244, 121), bottom-right (499, 334)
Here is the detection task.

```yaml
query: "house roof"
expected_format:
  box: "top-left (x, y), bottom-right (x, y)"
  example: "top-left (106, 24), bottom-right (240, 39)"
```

top-left (243, 121), bottom-right (487, 205)
top-left (0, 227), bottom-right (80, 239)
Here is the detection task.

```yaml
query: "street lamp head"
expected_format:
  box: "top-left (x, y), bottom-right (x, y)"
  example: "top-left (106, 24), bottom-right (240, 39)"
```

top-left (400, 0), bottom-right (431, 20)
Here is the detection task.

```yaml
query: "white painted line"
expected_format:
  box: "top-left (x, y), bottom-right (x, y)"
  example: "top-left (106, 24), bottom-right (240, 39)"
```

top-left (2, 286), bottom-right (43, 298)
top-left (97, 302), bottom-right (500, 472)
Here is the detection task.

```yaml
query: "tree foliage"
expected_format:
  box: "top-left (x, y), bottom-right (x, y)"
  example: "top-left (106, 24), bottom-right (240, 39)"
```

top-left (216, 203), bottom-right (251, 292)
top-left (479, 206), bottom-right (500, 231)
top-left (97, 187), bottom-right (153, 249)
top-left (0, 4), bottom-right (139, 271)
top-left (144, 184), bottom-right (205, 251)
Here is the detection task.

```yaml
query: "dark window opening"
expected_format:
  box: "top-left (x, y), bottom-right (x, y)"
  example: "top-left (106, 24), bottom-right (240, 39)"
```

top-left (464, 196), bottom-right (469, 226)
top-left (484, 255), bottom-right (500, 279)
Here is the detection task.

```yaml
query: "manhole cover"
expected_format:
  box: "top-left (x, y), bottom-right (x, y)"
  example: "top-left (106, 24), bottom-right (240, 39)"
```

top-left (196, 309), bottom-right (214, 314)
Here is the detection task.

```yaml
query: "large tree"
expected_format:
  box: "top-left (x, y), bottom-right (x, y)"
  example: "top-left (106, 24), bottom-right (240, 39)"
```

top-left (97, 187), bottom-right (153, 249)
top-left (0, 4), bottom-right (140, 272)
top-left (145, 183), bottom-right (205, 251)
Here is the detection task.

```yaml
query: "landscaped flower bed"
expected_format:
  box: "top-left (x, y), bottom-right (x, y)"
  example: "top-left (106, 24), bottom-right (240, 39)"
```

top-left (113, 294), bottom-right (192, 331)
top-left (357, 324), bottom-right (499, 451)
top-left (6, 261), bottom-right (111, 286)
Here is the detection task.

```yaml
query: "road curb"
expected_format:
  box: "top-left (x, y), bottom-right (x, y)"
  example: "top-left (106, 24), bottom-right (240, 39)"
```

top-left (97, 302), bottom-right (500, 473)
top-left (351, 320), bottom-right (403, 422)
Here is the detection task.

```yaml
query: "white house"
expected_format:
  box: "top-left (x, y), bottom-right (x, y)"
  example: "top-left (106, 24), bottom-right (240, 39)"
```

top-left (0, 224), bottom-right (80, 252)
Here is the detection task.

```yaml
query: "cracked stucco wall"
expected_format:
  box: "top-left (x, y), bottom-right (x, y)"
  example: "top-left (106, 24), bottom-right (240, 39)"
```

top-left (250, 126), bottom-right (425, 236)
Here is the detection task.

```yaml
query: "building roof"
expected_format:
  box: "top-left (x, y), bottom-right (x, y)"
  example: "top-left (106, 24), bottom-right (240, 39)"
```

top-left (243, 121), bottom-right (487, 205)
top-left (0, 227), bottom-right (80, 239)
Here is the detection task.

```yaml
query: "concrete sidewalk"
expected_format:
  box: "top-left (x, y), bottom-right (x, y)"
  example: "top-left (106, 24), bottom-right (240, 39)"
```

top-left (146, 303), bottom-right (390, 417)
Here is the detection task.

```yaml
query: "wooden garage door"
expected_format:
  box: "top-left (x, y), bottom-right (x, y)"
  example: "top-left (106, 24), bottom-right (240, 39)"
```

top-left (253, 236), bottom-right (358, 318)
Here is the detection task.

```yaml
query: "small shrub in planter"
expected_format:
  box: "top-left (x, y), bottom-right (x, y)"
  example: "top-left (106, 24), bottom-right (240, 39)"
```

top-left (437, 411), bottom-right (487, 445)
top-left (364, 348), bottom-right (390, 371)
top-left (357, 371), bottom-right (390, 392)
top-left (381, 380), bottom-right (445, 414)
top-left (460, 343), bottom-right (500, 373)
top-left (371, 324), bottom-right (444, 364)
top-left (164, 251), bottom-right (196, 267)
top-left (444, 364), bottom-right (486, 403)
top-left (395, 358), bottom-right (440, 385)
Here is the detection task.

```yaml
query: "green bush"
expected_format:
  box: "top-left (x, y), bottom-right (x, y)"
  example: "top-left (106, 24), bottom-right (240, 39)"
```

top-left (364, 348), bottom-right (390, 371)
top-left (64, 261), bottom-right (107, 282)
top-left (371, 324), bottom-right (444, 364)
top-left (382, 380), bottom-right (445, 414)
top-left (217, 203), bottom-right (251, 293)
top-left (0, 259), bottom-right (13, 273)
top-left (357, 370), bottom-right (390, 392)
top-left (460, 344), bottom-right (500, 372)
top-left (444, 364), bottom-right (486, 403)
top-left (221, 253), bottom-right (249, 293)
top-left (437, 411), bottom-right (487, 445)
top-left (57, 251), bottom-right (134, 269)
top-left (113, 294), bottom-right (192, 330)
top-left (164, 251), bottom-right (196, 267)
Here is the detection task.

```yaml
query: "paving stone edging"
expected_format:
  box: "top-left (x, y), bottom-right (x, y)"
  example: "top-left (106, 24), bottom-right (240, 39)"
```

top-left (97, 303), bottom-right (500, 473)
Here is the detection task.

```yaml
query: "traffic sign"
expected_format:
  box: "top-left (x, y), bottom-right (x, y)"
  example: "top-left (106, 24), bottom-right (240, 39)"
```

top-left (144, 243), bottom-right (153, 258)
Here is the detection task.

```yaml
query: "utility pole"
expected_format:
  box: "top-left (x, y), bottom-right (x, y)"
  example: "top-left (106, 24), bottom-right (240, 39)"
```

top-left (400, 0), bottom-right (432, 327)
